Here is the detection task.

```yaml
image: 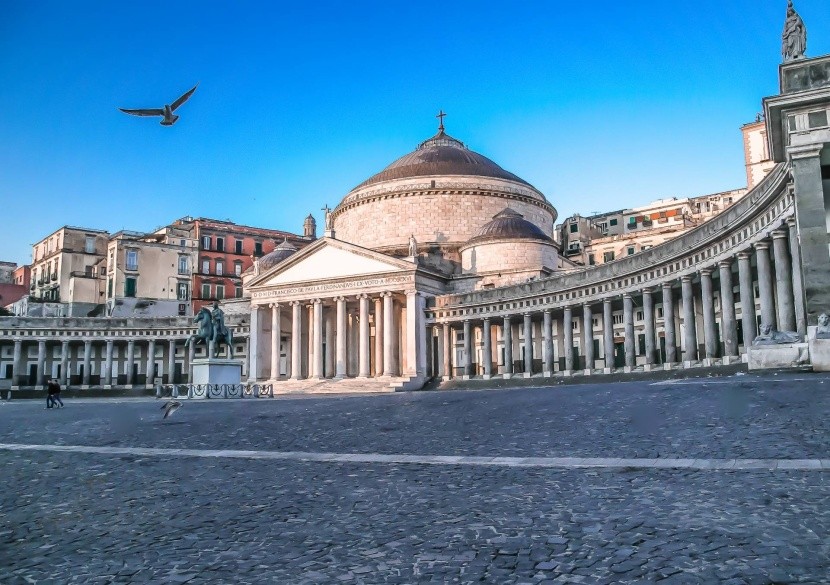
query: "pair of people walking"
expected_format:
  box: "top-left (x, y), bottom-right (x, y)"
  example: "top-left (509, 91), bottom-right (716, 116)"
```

top-left (46, 379), bottom-right (64, 409)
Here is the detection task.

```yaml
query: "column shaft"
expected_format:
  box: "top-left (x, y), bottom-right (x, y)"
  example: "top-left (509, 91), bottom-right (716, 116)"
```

top-left (37, 340), bottom-right (46, 386)
top-left (681, 276), bottom-right (697, 361)
top-left (603, 299), bottom-right (614, 369)
top-left (59, 340), bottom-right (69, 386)
top-left (563, 308), bottom-right (574, 371)
top-left (700, 269), bottom-right (718, 359)
top-left (662, 284), bottom-right (677, 363)
top-left (583, 305), bottom-right (594, 371)
top-left (12, 340), bottom-right (22, 386)
top-left (788, 218), bottom-right (807, 336)
top-left (375, 298), bottom-right (384, 377)
top-left (313, 300), bottom-right (324, 379)
top-left (482, 319), bottom-right (493, 379)
top-left (719, 260), bottom-right (739, 357)
top-left (643, 289), bottom-right (656, 365)
top-left (737, 252), bottom-right (757, 347)
top-left (503, 317), bottom-right (513, 376)
top-left (82, 340), bottom-right (92, 385)
top-left (146, 340), bottom-right (156, 384)
top-left (755, 242), bottom-right (776, 330)
top-left (167, 339), bottom-right (176, 384)
top-left (623, 295), bottom-right (635, 368)
top-left (383, 294), bottom-right (395, 376)
top-left (104, 340), bottom-right (114, 386)
top-left (126, 340), bottom-right (135, 385)
top-left (522, 314), bottom-right (533, 376)
top-left (442, 324), bottom-right (451, 380)
top-left (463, 320), bottom-right (473, 377)
top-left (773, 230), bottom-right (796, 332)
top-left (291, 302), bottom-right (302, 380)
top-left (542, 310), bottom-right (553, 375)
top-left (271, 304), bottom-right (281, 379)
top-left (335, 298), bottom-right (348, 378)
top-left (358, 296), bottom-right (370, 378)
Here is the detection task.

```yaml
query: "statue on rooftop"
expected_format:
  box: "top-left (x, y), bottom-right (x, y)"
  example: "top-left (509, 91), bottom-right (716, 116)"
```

top-left (408, 234), bottom-right (418, 257)
top-left (782, 0), bottom-right (807, 62)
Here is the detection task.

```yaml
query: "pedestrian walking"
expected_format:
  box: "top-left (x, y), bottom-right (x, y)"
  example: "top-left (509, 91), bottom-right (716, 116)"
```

top-left (48, 379), bottom-right (64, 408)
top-left (45, 379), bottom-right (56, 409)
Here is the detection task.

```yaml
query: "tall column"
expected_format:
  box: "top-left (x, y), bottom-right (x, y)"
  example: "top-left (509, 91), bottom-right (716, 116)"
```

top-left (312, 299), bottom-right (324, 379)
top-left (681, 276), bottom-right (697, 362)
top-left (405, 291), bottom-right (427, 378)
top-left (662, 283), bottom-right (677, 364)
top-left (374, 297), bottom-right (384, 377)
top-left (126, 340), bottom-right (135, 385)
top-left (503, 316), bottom-right (513, 378)
top-left (36, 340), bottom-right (46, 387)
top-left (737, 252), bottom-right (757, 348)
top-left (623, 294), bottom-right (635, 368)
top-left (719, 260), bottom-right (739, 358)
top-left (358, 295), bottom-right (370, 378)
top-left (167, 339), bottom-right (176, 384)
top-left (103, 339), bottom-right (114, 386)
top-left (187, 338), bottom-right (196, 382)
top-left (700, 269), bottom-right (718, 360)
top-left (146, 339), bottom-right (156, 384)
top-left (482, 318), bottom-right (493, 379)
top-left (82, 340), bottom-right (92, 386)
top-left (522, 313), bottom-right (533, 377)
top-left (247, 305), bottom-right (260, 382)
top-left (542, 310), bottom-right (553, 376)
top-left (755, 241), bottom-right (776, 330)
top-left (442, 324), bottom-right (452, 381)
top-left (12, 339), bottom-right (22, 386)
top-left (582, 304), bottom-right (594, 372)
top-left (790, 146), bottom-right (830, 325)
top-left (603, 299), bottom-right (614, 370)
top-left (642, 288), bottom-right (656, 366)
top-left (788, 218), bottom-right (807, 336)
top-left (382, 293), bottom-right (395, 377)
top-left (563, 307), bottom-right (574, 372)
top-left (335, 297), bottom-right (348, 379)
top-left (270, 303), bottom-right (281, 379)
top-left (772, 229), bottom-right (796, 333)
top-left (59, 340), bottom-right (69, 386)
top-left (463, 320), bottom-right (473, 378)
top-left (290, 302), bottom-right (302, 379)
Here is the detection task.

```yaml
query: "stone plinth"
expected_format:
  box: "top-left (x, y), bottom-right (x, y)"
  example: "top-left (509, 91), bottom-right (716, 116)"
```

top-left (192, 359), bottom-right (243, 386)
top-left (808, 336), bottom-right (830, 372)
top-left (747, 344), bottom-right (809, 371)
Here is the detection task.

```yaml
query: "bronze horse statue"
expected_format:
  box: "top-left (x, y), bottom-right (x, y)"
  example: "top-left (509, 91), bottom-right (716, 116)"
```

top-left (185, 307), bottom-right (234, 358)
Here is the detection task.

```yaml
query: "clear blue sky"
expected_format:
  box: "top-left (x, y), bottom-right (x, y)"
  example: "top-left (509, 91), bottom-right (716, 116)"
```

top-left (2, 0), bottom-right (828, 266)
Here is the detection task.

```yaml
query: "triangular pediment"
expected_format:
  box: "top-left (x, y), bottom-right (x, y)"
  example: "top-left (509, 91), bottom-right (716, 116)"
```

top-left (249, 238), bottom-right (415, 288)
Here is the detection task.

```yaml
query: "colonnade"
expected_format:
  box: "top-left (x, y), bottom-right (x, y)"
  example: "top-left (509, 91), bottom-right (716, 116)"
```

top-left (430, 222), bottom-right (804, 379)
top-left (0, 335), bottom-right (248, 389)
top-left (253, 290), bottom-right (426, 382)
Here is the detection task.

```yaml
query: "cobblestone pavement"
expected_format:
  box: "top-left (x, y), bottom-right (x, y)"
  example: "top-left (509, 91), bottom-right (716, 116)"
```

top-left (1, 373), bottom-right (829, 583)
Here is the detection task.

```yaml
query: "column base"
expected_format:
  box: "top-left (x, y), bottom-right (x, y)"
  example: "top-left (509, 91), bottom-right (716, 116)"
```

top-left (683, 361), bottom-right (694, 369)
top-left (502, 373), bottom-right (513, 380)
top-left (663, 363), bottom-right (676, 371)
top-left (462, 375), bottom-right (471, 381)
top-left (442, 375), bottom-right (451, 382)
top-left (702, 358), bottom-right (715, 367)
top-left (81, 385), bottom-right (91, 390)
top-left (11, 385), bottom-right (20, 391)
top-left (543, 371), bottom-right (552, 378)
top-left (522, 373), bottom-right (532, 379)
top-left (643, 364), bottom-right (652, 372)
top-left (623, 366), bottom-right (633, 374)
top-left (482, 374), bottom-right (492, 380)
top-left (583, 369), bottom-right (593, 377)
top-left (562, 370), bottom-right (573, 378)
top-left (722, 355), bottom-right (739, 366)
top-left (602, 368), bottom-right (613, 375)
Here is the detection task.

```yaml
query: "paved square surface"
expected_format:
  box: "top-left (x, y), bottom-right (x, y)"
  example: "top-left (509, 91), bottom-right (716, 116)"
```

top-left (1, 373), bottom-right (829, 583)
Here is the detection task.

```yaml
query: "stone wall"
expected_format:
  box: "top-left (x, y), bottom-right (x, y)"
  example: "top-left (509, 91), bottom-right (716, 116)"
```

top-left (461, 240), bottom-right (559, 274)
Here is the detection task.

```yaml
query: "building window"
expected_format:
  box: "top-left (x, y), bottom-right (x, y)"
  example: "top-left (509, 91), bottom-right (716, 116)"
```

top-left (603, 251), bottom-right (615, 263)
top-left (254, 242), bottom-right (263, 256)
top-left (201, 283), bottom-right (211, 299)
top-left (235, 240), bottom-right (243, 254)
top-left (636, 311), bottom-right (644, 322)
top-left (125, 277), bottom-right (137, 298)
top-left (126, 249), bottom-right (138, 271)
top-left (569, 224), bottom-right (578, 233)
top-left (177, 283), bottom-right (189, 300)
top-left (202, 236), bottom-right (211, 250)
top-left (588, 254), bottom-right (595, 265)
top-left (609, 218), bottom-right (618, 227)
top-left (216, 285), bottom-right (225, 300)
top-left (235, 286), bottom-right (243, 298)
top-left (107, 278), bottom-right (113, 297)
top-left (216, 237), bottom-right (225, 252)
top-left (613, 314), bottom-right (624, 325)
top-left (178, 256), bottom-right (189, 275)
top-left (627, 246), bottom-right (635, 256)
top-left (628, 217), bottom-right (637, 227)
top-left (216, 260), bottom-right (224, 276)
top-left (180, 239), bottom-right (186, 247)
top-left (234, 262), bottom-right (242, 276)
top-left (201, 259), bottom-right (210, 274)
top-left (85, 236), bottom-right (96, 254)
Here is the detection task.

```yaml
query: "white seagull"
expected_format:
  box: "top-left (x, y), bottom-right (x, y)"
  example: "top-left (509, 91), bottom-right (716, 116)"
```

top-left (161, 400), bottom-right (183, 419)
top-left (120, 84), bottom-right (198, 126)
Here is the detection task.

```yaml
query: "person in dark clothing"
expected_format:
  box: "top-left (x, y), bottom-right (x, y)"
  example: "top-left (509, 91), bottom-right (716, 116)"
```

top-left (47, 379), bottom-right (64, 408)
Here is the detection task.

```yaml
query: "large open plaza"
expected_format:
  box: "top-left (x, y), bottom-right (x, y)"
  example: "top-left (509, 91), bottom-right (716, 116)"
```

top-left (2, 374), bottom-right (829, 584)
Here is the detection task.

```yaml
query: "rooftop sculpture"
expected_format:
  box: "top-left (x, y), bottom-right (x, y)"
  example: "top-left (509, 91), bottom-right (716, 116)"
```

top-left (782, 0), bottom-right (807, 62)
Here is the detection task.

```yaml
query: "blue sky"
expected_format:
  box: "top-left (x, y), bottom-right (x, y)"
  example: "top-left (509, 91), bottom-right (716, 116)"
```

top-left (1, 0), bottom-right (828, 266)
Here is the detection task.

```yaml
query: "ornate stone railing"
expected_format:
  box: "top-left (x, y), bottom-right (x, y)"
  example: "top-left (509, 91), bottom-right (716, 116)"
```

top-left (157, 384), bottom-right (275, 399)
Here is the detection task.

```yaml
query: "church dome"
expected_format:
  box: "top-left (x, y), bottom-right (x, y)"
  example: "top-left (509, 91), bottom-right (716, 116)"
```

top-left (258, 238), bottom-right (298, 271)
top-left (464, 208), bottom-right (554, 246)
top-left (352, 130), bottom-right (535, 191)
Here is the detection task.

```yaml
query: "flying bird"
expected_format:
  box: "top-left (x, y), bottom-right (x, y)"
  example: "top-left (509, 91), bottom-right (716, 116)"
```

top-left (161, 400), bottom-right (183, 419)
top-left (119, 84), bottom-right (198, 126)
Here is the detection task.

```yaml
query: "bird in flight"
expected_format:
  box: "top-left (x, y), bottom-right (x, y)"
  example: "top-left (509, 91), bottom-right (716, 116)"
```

top-left (120, 84), bottom-right (198, 126)
top-left (161, 400), bottom-right (183, 419)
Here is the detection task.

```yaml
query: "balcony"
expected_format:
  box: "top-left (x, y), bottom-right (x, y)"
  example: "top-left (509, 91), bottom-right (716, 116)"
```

top-left (50, 272), bottom-right (57, 281)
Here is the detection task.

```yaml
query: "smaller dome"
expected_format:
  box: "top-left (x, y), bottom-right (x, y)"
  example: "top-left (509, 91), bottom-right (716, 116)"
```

top-left (258, 238), bottom-right (298, 271)
top-left (465, 208), bottom-right (553, 246)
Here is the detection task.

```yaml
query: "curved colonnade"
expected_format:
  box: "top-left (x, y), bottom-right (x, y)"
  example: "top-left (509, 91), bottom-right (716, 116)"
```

top-left (425, 164), bottom-right (803, 379)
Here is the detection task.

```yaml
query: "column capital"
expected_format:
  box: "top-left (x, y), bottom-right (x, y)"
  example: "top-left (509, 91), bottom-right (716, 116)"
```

top-left (661, 281), bottom-right (673, 290)
top-left (641, 287), bottom-right (654, 295)
top-left (380, 291), bottom-right (394, 298)
top-left (289, 300), bottom-right (302, 306)
top-left (334, 296), bottom-right (347, 303)
top-left (737, 250), bottom-right (752, 260)
top-left (543, 308), bottom-right (553, 315)
top-left (482, 316), bottom-right (491, 324)
top-left (603, 297), bottom-right (613, 305)
top-left (754, 240), bottom-right (771, 251)
top-left (699, 268), bottom-right (713, 277)
top-left (786, 216), bottom-right (797, 229)
top-left (718, 259), bottom-right (733, 269)
top-left (357, 293), bottom-right (369, 300)
top-left (681, 275), bottom-right (694, 283)
top-left (771, 228), bottom-right (789, 240)
top-left (623, 292), bottom-right (633, 299)
top-left (788, 143), bottom-right (824, 161)
top-left (312, 298), bottom-right (323, 305)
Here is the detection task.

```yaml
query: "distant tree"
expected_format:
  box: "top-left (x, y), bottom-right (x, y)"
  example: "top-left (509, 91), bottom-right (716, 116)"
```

top-left (0, 307), bottom-right (12, 316)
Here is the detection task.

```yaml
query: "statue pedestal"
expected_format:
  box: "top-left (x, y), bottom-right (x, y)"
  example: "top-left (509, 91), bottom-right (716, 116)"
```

top-left (192, 358), bottom-right (243, 386)
top-left (747, 343), bottom-right (809, 371)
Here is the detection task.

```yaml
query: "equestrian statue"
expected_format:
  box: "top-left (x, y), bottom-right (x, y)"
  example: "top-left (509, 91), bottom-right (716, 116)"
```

top-left (186, 301), bottom-right (235, 359)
